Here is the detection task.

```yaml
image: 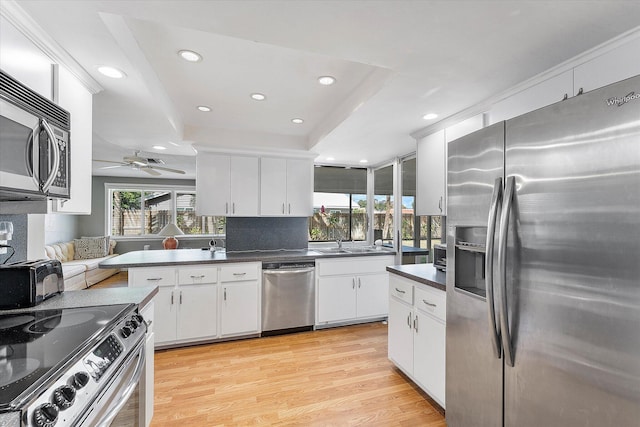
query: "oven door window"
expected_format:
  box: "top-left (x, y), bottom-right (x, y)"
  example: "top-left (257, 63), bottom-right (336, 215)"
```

top-left (0, 105), bottom-right (40, 192)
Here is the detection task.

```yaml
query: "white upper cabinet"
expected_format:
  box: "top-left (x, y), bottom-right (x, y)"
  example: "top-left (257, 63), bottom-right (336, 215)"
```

top-left (488, 70), bottom-right (573, 124)
top-left (196, 153), bottom-right (259, 216)
top-left (52, 66), bottom-right (92, 214)
top-left (573, 36), bottom-right (640, 95)
top-left (416, 130), bottom-right (446, 216)
top-left (260, 157), bottom-right (313, 216)
top-left (0, 16), bottom-right (53, 99)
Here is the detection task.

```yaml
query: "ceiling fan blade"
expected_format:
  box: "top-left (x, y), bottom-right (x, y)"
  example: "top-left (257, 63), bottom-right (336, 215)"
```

top-left (141, 167), bottom-right (161, 176)
top-left (99, 165), bottom-right (126, 170)
top-left (93, 159), bottom-right (124, 164)
top-left (148, 165), bottom-right (186, 174)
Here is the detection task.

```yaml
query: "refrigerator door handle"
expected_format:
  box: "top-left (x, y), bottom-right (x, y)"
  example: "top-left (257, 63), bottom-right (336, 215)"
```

top-left (498, 176), bottom-right (516, 367)
top-left (486, 177), bottom-right (503, 359)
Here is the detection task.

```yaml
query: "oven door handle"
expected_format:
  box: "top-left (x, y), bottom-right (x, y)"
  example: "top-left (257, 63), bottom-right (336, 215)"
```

top-left (95, 341), bottom-right (146, 427)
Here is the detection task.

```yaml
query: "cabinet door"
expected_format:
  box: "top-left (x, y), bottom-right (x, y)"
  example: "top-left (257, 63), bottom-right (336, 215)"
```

top-left (141, 330), bottom-right (154, 427)
top-left (356, 273), bottom-right (388, 318)
top-left (0, 16), bottom-right (53, 99)
top-left (413, 312), bottom-right (446, 407)
top-left (260, 157), bottom-right (287, 215)
top-left (573, 37), bottom-right (640, 95)
top-left (154, 287), bottom-right (177, 345)
top-left (230, 156), bottom-right (259, 216)
top-left (196, 153), bottom-right (230, 216)
top-left (317, 276), bottom-right (357, 323)
top-left (285, 158), bottom-right (312, 216)
top-left (53, 66), bottom-right (92, 213)
top-left (416, 130), bottom-right (445, 216)
top-left (388, 296), bottom-right (413, 374)
top-left (220, 281), bottom-right (259, 336)
top-left (177, 284), bottom-right (218, 341)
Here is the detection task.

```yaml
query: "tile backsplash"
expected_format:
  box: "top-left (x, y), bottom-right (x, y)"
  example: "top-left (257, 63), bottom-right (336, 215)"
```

top-left (0, 214), bottom-right (27, 264)
top-left (225, 217), bottom-right (308, 252)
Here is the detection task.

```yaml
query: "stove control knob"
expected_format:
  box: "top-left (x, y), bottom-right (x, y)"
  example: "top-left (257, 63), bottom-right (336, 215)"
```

top-left (126, 319), bottom-right (138, 330)
top-left (133, 314), bottom-right (144, 324)
top-left (120, 326), bottom-right (132, 338)
top-left (33, 403), bottom-right (59, 427)
top-left (72, 371), bottom-right (90, 389)
top-left (53, 385), bottom-right (76, 410)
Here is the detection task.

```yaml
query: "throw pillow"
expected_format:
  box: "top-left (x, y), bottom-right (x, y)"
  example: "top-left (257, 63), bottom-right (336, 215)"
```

top-left (74, 236), bottom-right (109, 259)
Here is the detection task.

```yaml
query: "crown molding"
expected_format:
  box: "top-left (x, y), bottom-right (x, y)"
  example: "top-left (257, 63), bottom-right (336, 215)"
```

top-left (0, 0), bottom-right (103, 94)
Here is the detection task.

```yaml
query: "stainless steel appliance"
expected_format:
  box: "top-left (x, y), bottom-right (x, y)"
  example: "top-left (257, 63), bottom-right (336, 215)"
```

top-left (446, 75), bottom-right (640, 426)
top-left (0, 69), bottom-right (70, 201)
top-left (0, 304), bottom-right (147, 426)
top-left (262, 261), bottom-right (315, 335)
top-left (0, 260), bottom-right (64, 309)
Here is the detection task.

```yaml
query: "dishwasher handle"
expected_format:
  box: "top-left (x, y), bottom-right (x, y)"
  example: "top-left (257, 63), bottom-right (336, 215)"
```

top-left (263, 267), bottom-right (315, 275)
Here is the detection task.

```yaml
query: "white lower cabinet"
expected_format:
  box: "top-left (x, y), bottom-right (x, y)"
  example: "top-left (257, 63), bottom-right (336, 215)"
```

top-left (388, 273), bottom-right (446, 408)
top-left (316, 255), bottom-right (394, 326)
top-left (139, 301), bottom-right (154, 427)
top-left (219, 262), bottom-right (261, 337)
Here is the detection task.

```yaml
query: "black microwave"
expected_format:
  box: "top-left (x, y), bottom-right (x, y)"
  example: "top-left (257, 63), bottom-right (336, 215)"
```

top-left (0, 69), bottom-right (70, 201)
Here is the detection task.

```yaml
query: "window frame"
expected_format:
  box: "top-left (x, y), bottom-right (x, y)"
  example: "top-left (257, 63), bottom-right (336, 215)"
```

top-left (104, 183), bottom-right (223, 240)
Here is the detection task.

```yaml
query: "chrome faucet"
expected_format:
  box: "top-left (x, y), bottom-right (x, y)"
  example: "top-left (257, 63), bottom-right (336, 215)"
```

top-left (336, 239), bottom-right (343, 249)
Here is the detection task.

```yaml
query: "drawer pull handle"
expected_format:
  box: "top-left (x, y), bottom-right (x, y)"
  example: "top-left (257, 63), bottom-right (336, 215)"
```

top-left (422, 299), bottom-right (437, 307)
top-left (395, 288), bottom-right (406, 294)
top-left (190, 275), bottom-right (205, 279)
top-left (233, 272), bottom-right (247, 276)
top-left (146, 278), bottom-right (162, 282)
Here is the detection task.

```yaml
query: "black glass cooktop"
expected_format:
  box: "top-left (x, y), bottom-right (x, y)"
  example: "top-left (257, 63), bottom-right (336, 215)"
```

top-left (0, 304), bottom-right (133, 407)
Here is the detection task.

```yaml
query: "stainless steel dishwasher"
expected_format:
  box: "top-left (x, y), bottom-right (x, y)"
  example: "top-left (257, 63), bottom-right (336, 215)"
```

top-left (262, 261), bottom-right (315, 336)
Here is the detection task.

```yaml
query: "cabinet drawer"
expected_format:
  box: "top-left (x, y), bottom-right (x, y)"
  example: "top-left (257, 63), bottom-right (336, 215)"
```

top-left (178, 266), bottom-right (218, 285)
top-left (130, 267), bottom-right (175, 287)
top-left (415, 285), bottom-right (446, 321)
top-left (220, 263), bottom-right (259, 282)
top-left (389, 275), bottom-right (413, 305)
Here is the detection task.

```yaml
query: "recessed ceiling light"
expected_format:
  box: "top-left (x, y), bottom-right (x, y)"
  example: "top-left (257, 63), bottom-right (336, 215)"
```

top-left (422, 113), bottom-right (438, 120)
top-left (251, 93), bottom-right (266, 101)
top-left (318, 76), bottom-right (336, 85)
top-left (326, 157), bottom-right (335, 161)
top-left (197, 105), bottom-right (211, 112)
top-left (359, 159), bottom-right (368, 164)
top-left (291, 118), bottom-right (304, 124)
top-left (97, 66), bottom-right (126, 79)
top-left (152, 145), bottom-right (167, 150)
top-left (178, 50), bottom-right (202, 62)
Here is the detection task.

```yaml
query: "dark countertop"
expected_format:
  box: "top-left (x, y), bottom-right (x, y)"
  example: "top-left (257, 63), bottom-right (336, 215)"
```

top-left (387, 263), bottom-right (446, 291)
top-left (0, 286), bottom-right (158, 314)
top-left (100, 247), bottom-right (396, 269)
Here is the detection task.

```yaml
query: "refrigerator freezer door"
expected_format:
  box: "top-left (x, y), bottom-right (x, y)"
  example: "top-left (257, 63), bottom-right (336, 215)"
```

top-left (503, 75), bottom-right (640, 427)
top-left (446, 123), bottom-right (505, 427)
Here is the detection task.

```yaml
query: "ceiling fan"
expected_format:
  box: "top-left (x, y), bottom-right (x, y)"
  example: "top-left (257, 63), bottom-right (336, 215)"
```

top-left (93, 150), bottom-right (185, 176)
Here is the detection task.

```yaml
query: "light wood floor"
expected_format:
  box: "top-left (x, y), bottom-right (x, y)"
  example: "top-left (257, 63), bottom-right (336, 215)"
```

top-left (92, 272), bottom-right (447, 426)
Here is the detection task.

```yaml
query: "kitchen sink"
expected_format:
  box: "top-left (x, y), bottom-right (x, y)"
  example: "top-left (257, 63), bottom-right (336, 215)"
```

top-left (316, 247), bottom-right (379, 254)
top-left (316, 248), bottom-right (351, 254)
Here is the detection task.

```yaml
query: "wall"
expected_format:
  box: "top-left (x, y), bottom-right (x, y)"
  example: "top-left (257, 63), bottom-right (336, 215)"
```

top-left (44, 212), bottom-right (79, 244)
top-left (0, 214), bottom-right (28, 263)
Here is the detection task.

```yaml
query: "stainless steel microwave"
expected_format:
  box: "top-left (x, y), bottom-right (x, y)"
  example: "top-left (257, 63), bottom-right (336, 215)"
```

top-left (0, 69), bottom-right (70, 201)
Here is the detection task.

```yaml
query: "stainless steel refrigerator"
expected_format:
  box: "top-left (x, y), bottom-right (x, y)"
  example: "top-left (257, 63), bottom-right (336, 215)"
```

top-left (446, 75), bottom-right (640, 426)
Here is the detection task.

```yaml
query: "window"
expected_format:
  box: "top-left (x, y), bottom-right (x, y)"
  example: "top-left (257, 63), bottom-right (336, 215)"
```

top-left (373, 164), bottom-right (394, 245)
top-left (309, 166), bottom-right (367, 242)
top-left (107, 185), bottom-right (225, 237)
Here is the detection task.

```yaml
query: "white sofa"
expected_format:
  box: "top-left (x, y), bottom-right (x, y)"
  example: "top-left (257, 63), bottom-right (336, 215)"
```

top-left (44, 240), bottom-right (119, 290)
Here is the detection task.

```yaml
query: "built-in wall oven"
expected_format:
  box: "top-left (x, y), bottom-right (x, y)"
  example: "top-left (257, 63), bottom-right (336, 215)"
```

top-left (0, 304), bottom-right (147, 426)
top-left (0, 69), bottom-right (70, 201)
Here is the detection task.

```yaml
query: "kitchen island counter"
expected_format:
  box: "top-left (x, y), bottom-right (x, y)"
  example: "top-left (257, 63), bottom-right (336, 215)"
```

top-left (387, 263), bottom-right (446, 291)
top-left (100, 247), bottom-right (396, 269)
top-left (0, 286), bottom-right (158, 314)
